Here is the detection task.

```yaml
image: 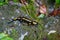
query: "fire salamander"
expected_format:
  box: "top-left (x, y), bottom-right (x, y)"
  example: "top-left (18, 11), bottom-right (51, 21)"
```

top-left (8, 17), bottom-right (38, 26)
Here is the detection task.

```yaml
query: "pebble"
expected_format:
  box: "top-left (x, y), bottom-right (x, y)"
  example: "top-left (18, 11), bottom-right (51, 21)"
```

top-left (19, 32), bottom-right (28, 40)
top-left (48, 30), bottom-right (56, 35)
top-left (1, 17), bottom-right (5, 20)
top-left (11, 16), bottom-right (14, 19)
top-left (15, 9), bottom-right (20, 13)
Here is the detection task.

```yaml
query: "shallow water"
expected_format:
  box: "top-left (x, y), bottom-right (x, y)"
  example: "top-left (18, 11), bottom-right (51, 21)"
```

top-left (0, 1), bottom-right (60, 40)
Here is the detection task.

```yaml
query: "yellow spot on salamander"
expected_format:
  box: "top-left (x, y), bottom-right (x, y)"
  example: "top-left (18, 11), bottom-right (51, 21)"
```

top-left (33, 22), bottom-right (37, 25)
top-left (14, 18), bottom-right (17, 20)
top-left (22, 18), bottom-right (31, 22)
top-left (29, 23), bottom-right (31, 25)
top-left (18, 18), bottom-right (21, 19)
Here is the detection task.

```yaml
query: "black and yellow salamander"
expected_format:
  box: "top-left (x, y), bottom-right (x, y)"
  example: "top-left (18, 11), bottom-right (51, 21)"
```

top-left (8, 16), bottom-right (38, 26)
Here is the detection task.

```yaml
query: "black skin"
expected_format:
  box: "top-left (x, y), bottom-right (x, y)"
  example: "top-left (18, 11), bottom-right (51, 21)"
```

top-left (17, 17), bottom-right (38, 26)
